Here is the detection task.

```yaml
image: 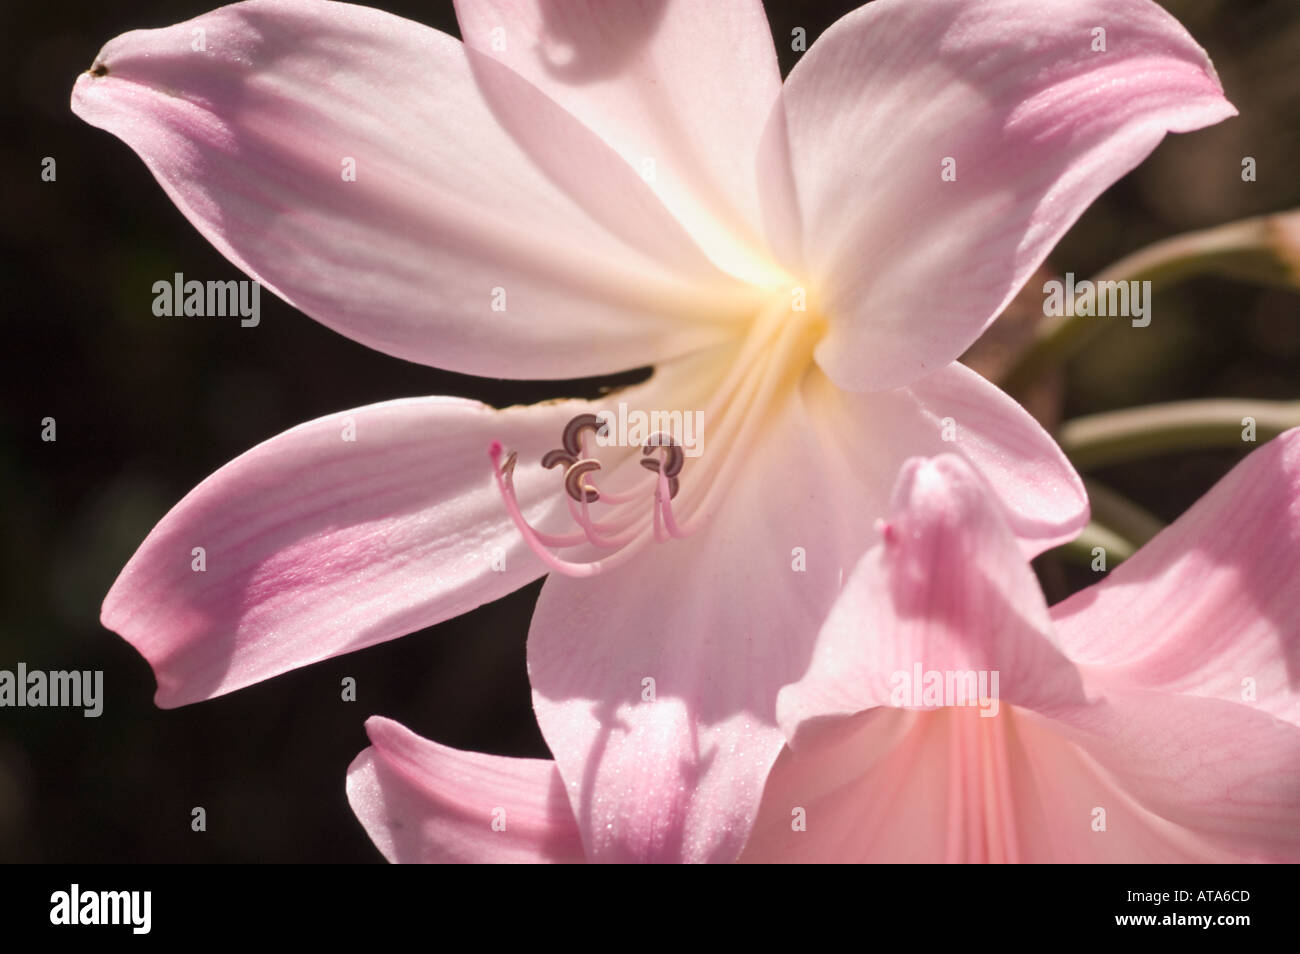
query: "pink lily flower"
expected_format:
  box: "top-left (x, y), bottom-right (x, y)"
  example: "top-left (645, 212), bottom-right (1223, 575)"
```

top-left (73, 0), bottom-right (1233, 862)
top-left (348, 430), bottom-right (1300, 863)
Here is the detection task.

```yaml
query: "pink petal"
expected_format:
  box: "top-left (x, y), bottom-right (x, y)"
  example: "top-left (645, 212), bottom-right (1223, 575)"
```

top-left (744, 708), bottom-right (1046, 863)
top-left (1052, 428), bottom-right (1300, 727)
top-left (784, 0), bottom-right (1236, 391)
top-left (847, 362), bottom-right (1089, 555)
top-left (454, 0), bottom-right (791, 283)
top-left (102, 396), bottom-right (599, 708)
top-left (742, 700), bottom-right (1300, 862)
top-left (71, 0), bottom-right (747, 380)
top-left (778, 454), bottom-right (1086, 738)
top-left (347, 717), bottom-right (584, 863)
top-left (740, 708), bottom-right (952, 863)
top-left (1026, 690), bottom-right (1300, 861)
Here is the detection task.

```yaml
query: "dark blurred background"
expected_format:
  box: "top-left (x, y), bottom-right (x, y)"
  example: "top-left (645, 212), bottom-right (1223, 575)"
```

top-left (1, 0), bottom-right (1297, 862)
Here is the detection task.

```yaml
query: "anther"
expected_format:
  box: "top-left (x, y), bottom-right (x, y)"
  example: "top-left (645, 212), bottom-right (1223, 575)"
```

top-left (541, 448), bottom-right (577, 470)
top-left (564, 459), bottom-right (601, 503)
top-left (639, 432), bottom-right (683, 498)
top-left (492, 442), bottom-right (517, 478)
top-left (562, 413), bottom-right (607, 456)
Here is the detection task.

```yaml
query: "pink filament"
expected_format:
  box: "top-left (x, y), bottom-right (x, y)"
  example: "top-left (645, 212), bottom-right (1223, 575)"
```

top-left (488, 440), bottom-right (697, 577)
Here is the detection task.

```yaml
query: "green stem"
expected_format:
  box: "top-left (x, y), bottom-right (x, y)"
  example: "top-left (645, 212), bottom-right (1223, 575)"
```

top-left (1054, 521), bottom-right (1138, 567)
top-left (1060, 399), bottom-right (1300, 470)
top-left (999, 212), bottom-right (1299, 395)
top-left (1082, 478), bottom-right (1165, 546)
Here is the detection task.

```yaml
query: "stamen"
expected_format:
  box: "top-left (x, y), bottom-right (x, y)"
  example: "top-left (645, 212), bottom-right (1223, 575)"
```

top-left (566, 489), bottom-right (643, 549)
top-left (541, 449), bottom-right (577, 470)
top-left (487, 406), bottom-right (705, 578)
top-left (490, 444), bottom-right (589, 548)
top-left (562, 413), bottom-right (606, 456)
top-left (642, 433), bottom-right (684, 474)
top-left (485, 296), bottom-right (824, 577)
top-left (654, 467), bottom-right (695, 539)
top-left (639, 432), bottom-right (683, 499)
top-left (653, 478), bottom-right (668, 543)
top-left (563, 459), bottom-right (601, 503)
top-left (488, 441), bottom-right (647, 578)
top-left (583, 474), bottom-right (658, 505)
